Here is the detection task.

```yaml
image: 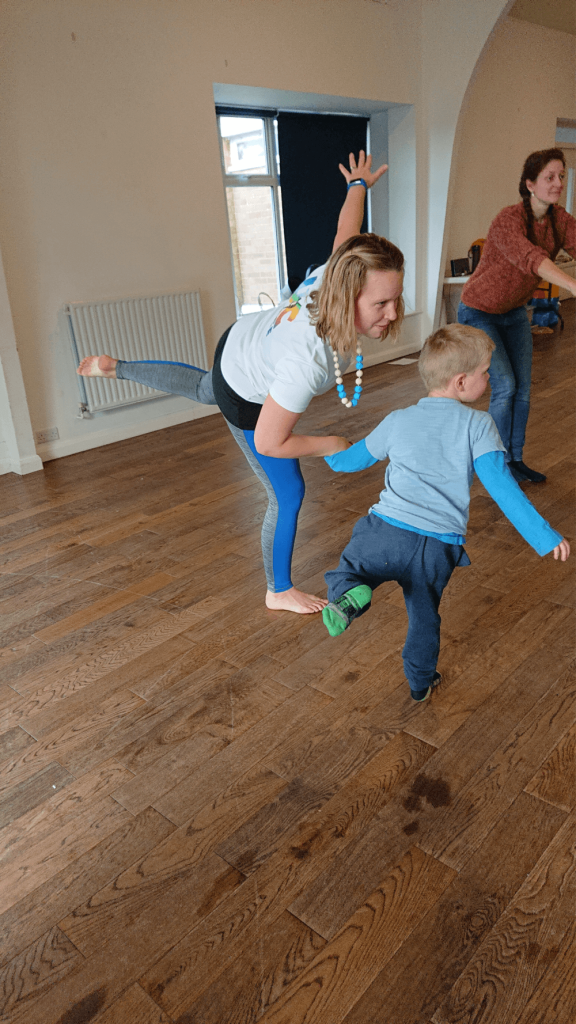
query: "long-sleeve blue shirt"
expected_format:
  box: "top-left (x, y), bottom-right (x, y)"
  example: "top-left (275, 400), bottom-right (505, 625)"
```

top-left (325, 399), bottom-right (560, 557)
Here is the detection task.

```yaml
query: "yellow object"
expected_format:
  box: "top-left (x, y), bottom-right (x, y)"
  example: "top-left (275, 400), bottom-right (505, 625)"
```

top-left (534, 280), bottom-right (559, 299)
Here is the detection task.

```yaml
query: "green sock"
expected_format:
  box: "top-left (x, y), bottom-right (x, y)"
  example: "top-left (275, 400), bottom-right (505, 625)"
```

top-left (322, 584), bottom-right (372, 637)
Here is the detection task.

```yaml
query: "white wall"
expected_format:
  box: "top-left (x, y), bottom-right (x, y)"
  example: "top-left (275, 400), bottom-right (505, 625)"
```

top-left (0, 252), bottom-right (43, 475)
top-left (447, 16), bottom-right (576, 266)
top-left (0, 0), bottom-right (509, 472)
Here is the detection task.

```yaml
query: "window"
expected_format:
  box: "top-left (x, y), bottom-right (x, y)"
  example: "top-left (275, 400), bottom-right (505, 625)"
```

top-left (217, 111), bottom-right (287, 315)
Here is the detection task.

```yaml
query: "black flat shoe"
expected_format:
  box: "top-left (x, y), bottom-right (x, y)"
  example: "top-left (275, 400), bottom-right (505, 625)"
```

top-left (410, 672), bottom-right (442, 702)
top-left (509, 460), bottom-right (546, 484)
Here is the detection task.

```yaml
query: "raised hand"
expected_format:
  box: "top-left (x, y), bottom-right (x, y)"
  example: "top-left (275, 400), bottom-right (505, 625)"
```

top-left (338, 150), bottom-right (388, 190)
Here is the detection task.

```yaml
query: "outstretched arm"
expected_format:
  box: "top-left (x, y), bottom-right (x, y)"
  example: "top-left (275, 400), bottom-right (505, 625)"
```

top-left (474, 450), bottom-right (568, 558)
top-left (324, 438), bottom-right (379, 472)
top-left (332, 151), bottom-right (388, 252)
top-left (534, 257), bottom-right (576, 298)
top-left (254, 395), bottom-right (351, 459)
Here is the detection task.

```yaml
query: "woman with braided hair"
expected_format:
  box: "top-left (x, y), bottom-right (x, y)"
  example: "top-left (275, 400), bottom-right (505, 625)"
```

top-left (458, 148), bottom-right (576, 483)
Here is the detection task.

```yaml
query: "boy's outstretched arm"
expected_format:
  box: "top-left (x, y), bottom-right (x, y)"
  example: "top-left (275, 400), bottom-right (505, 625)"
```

top-left (474, 451), bottom-right (570, 558)
top-left (324, 438), bottom-right (379, 473)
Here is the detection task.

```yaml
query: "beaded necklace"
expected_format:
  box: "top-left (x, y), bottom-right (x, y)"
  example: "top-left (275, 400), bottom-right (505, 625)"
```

top-left (332, 343), bottom-right (363, 408)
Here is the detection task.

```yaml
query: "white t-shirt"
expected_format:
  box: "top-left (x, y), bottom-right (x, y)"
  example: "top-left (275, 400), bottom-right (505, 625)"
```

top-left (221, 265), bottom-right (351, 414)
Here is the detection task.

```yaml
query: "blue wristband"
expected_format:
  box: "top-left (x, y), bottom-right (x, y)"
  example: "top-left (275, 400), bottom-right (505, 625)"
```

top-left (347, 178), bottom-right (367, 191)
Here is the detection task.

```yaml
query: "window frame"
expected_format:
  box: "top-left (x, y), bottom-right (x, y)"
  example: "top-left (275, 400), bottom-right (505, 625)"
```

top-left (217, 111), bottom-right (287, 314)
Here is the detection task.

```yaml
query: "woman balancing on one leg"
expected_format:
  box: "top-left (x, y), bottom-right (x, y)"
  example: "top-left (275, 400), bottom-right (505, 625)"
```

top-left (78, 151), bottom-right (405, 614)
top-left (458, 148), bottom-right (576, 484)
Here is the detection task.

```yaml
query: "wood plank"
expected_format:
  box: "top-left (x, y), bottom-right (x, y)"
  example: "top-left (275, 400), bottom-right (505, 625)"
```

top-left (510, 916), bottom-right (576, 1024)
top-left (405, 600), bottom-right (572, 749)
top-left (1, 607), bottom-right (200, 715)
top-left (0, 760), bottom-right (134, 914)
top-left (0, 724), bottom-right (35, 762)
top-left (261, 659), bottom-right (407, 782)
top-left (0, 926), bottom-right (84, 1021)
top-left (0, 578), bottom-right (109, 647)
top-left (115, 656), bottom-right (291, 774)
top-left (0, 761), bottom-right (74, 828)
top-left (288, 643), bottom-right (574, 940)
top-left (177, 911), bottom-right (326, 1024)
top-left (1, 601), bottom-right (174, 697)
top-left (60, 766), bottom-right (286, 960)
top-left (102, 632), bottom-right (197, 702)
top-left (269, 600), bottom-right (405, 695)
top-left (254, 848), bottom-right (455, 1024)
top-left (59, 819), bottom-right (248, 959)
top-left (32, 581), bottom-right (176, 644)
top-left (418, 661), bottom-right (576, 870)
top-left (93, 984), bottom-right (172, 1024)
top-left (151, 684), bottom-right (332, 826)
top-left (139, 732), bottom-right (435, 1018)
top-left (111, 730), bottom-right (226, 816)
top-left (342, 790), bottom-right (567, 1024)
top-left (431, 811), bottom-right (576, 1024)
top-left (6, 853), bottom-right (242, 1024)
top-left (524, 721), bottom-right (576, 811)
top-left (216, 726), bottom-right (434, 878)
top-left (0, 806), bottom-right (176, 969)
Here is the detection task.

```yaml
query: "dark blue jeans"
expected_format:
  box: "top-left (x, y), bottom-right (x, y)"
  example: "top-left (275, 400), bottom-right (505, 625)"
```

top-left (457, 301), bottom-right (532, 461)
top-left (325, 515), bottom-right (469, 691)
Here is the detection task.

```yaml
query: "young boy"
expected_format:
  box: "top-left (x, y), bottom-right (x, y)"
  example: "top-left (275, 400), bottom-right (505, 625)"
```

top-left (322, 323), bottom-right (570, 702)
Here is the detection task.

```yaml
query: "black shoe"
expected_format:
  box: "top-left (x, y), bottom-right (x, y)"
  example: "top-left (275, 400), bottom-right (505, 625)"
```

top-left (410, 672), bottom-right (442, 702)
top-left (509, 460), bottom-right (546, 484)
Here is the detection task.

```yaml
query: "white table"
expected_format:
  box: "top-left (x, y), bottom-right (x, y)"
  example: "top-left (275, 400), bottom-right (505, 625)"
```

top-left (441, 275), bottom-right (470, 324)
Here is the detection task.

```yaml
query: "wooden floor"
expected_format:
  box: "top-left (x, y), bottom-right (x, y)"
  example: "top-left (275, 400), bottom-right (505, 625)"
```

top-left (0, 305), bottom-right (574, 1024)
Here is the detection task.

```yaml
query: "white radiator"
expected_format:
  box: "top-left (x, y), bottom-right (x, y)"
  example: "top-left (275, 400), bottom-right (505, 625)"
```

top-left (66, 290), bottom-right (208, 413)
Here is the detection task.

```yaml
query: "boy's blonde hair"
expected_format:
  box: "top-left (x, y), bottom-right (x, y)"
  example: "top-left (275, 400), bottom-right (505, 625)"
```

top-left (418, 323), bottom-right (494, 391)
top-left (307, 233), bottom-right (405, 356)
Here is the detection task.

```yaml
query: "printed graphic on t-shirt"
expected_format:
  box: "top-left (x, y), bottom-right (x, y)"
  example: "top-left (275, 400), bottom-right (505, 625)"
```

top-left (266, 273), bottom-right (318, 335)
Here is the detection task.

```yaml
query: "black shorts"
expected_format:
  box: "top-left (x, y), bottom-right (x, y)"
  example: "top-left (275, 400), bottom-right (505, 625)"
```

top-left (212, 326), bottom-right (263, 431)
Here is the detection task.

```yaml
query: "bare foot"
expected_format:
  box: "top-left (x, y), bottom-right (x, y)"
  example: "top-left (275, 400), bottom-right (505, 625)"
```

top-left (77, 354), bottom-right (118, 378)
top-left (266, 587), bottom-right (328, 614)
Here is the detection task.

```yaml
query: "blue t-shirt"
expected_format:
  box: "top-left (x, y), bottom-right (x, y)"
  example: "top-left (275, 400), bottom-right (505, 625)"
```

top-left (325, 399), bottom-right (561, 556)
top-left (364, 398), bottom-right (505, 537)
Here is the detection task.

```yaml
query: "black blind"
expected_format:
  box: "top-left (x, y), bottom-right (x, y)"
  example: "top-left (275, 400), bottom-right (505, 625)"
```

top-left (277, 112), bottom-right (368, 287)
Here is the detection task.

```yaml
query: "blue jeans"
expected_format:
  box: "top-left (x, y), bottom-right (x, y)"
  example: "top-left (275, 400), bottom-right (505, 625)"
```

top-left (457, 302), bottom-right (532, 461)
top-left (325, 515), bottom-right (469, 691)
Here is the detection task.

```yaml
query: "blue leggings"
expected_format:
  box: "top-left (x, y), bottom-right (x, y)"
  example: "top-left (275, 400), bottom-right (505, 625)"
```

top-left (115, 359), bottom-right (304, 593)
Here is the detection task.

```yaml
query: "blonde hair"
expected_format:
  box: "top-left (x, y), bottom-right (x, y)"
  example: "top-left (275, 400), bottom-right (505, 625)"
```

top-left (307, 233), bottom-right (405, 356)
top-left (419, 323), bottom-right (494, 391)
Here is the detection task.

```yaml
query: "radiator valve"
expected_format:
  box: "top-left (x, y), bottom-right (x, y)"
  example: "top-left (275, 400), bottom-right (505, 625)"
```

top-left (76, 403), bottom-right (91, 419)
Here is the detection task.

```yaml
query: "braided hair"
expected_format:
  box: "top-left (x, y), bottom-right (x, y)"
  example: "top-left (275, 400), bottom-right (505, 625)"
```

top-left (519, 148), bottom-right (565, 257)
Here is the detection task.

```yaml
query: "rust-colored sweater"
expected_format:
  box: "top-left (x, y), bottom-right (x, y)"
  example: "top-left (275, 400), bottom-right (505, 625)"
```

top-left (461, 202), bottom-right (576, 314)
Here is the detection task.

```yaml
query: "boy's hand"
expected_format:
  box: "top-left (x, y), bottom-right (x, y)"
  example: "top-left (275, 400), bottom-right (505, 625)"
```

top-left (338, 151), bottom-right (388, 190)
top-left (553, 539), bottom-right (570, 561)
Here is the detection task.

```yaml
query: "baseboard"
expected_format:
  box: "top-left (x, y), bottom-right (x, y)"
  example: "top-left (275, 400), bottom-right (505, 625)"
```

top-left (35, 403), bottom-right (220, 463)
top-left (362, 338), bottom-right (420, 369)
top-left (0, 453), bottom-right (44, 476)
